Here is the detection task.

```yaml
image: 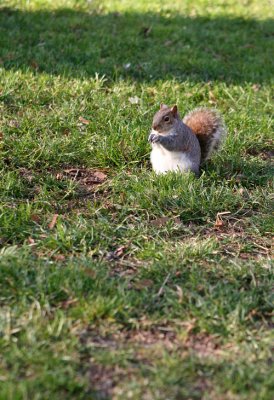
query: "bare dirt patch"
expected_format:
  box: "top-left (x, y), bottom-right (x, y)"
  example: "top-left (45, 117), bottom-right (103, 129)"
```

top-left (18, 167), bottom-right (35, 183)
top-left (18, 166), bottom-right (110, 212)
top-left (56, 168), bottom-right (108, 187)
top-left (19, 166), bottom-right (108, 188)
top-left (55, 167), bottom-right (110, 210)
top-left (88, 363), bottom-right (131, 398)
top-left (81, 324), bottom-right (221, 398)
top-left (211, 228), bottom-right (272, 259)
top-left (204, 214), bottom-right (273, 259)
top-left (245, 142), bottom-right (274, 160)
top-left (185, 333), bottom-right (221, 358)
top-left (107, 257), bottom-right (147, 278)
top-left (81, 323), bottom-right (221, 358)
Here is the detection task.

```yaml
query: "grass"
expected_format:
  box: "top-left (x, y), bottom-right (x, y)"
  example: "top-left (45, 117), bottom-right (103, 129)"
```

top-left (0, 0), bottom-right (273, 399)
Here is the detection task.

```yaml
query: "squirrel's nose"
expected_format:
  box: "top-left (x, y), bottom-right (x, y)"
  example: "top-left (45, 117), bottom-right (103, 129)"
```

top-left (152, 124), bottom-right (157, 130)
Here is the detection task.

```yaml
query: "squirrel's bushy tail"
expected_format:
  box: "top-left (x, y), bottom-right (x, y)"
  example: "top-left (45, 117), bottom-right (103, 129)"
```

top-left (183, 108), bottom-right (226, 163)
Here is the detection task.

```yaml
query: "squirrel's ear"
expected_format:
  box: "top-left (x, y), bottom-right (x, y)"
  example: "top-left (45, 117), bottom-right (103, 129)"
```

top-left (160, 103), bottom-right (168, 110)
top-left (171, 105), bottom-right (178, 115)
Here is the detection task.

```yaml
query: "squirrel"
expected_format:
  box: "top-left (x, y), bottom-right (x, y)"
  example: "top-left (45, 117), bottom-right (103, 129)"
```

top-left (148, 104), bottom-right (226, 175)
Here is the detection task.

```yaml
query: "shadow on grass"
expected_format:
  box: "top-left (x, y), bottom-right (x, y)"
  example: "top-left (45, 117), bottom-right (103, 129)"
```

top-left (0, 7), bottom-right (273, 83)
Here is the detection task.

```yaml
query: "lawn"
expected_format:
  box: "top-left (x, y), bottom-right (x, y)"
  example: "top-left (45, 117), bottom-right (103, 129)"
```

top-left (0, 0), bottom-right (273, 399)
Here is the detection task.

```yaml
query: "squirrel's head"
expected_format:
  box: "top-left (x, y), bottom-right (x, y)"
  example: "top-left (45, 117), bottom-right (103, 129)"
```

top-left (152, 104), bottom-right (179, 133)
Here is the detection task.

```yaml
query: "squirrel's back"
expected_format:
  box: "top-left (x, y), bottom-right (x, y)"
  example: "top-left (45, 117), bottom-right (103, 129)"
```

top-left (183, 108), bottom-right (226, 163)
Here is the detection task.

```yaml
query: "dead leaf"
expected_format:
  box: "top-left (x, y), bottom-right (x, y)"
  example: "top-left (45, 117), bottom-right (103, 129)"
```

top-left (28, 237), bottom-right (35, 245)
top-left (252, 83), bottom-right (261, 92)
top-left (106, 245), bottom-right (127, 261)
top-left (31, 214), bottom-right (41, 223)
top-left (30, 60), bottom-right (39, 70)
top-left (133, 279), bottom-right (154, 290)
top-left (78, 116), bottom-right (90, 125)
top-left (214, 211), bottom-right (231, 228)
top-left (151, 216), bottom-right (180, 227)
top-left (128, 96), bottom-right (140, 105)
top-left (93, 171), bottom-right (107, 181)
top-left (114, 246), bottom-right (126, 258)
top-left (151, 217), bottom-right (169, 227)
top-left (239, 252), bottom-right (250, 259)
top-left (214, 216), bottom-right (224, 228)
top-left (8, 120), bottom-right (20, 128)
top-left (48, 214), bottom-right (58, 230)
top-left (53, 254), bottom-right (65, 261)
top-left (59, 298), bottom-right (78, 309)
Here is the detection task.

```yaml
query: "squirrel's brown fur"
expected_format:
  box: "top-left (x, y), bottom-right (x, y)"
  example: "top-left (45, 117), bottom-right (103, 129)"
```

top-left (183, 108), bottom-right (226, 163)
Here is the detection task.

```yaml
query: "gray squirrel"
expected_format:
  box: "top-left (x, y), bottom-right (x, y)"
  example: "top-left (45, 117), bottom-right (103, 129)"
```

top-left (148, 104), bottom-right (226, 175)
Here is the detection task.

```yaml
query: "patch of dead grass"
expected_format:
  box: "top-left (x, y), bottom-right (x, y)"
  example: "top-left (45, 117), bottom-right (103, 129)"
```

top-left (88, 363), bottom-right (131, 398)
top-left (80, 324), bottom-right (223, 398)
top-left (55, 167), bottom-right (108, 187)
top-left (245, 142), bottom-right (274, 160)
top-left (81, 323), bottom-right (222, 358)
top-left (205, 222), bottom-right (273, 259)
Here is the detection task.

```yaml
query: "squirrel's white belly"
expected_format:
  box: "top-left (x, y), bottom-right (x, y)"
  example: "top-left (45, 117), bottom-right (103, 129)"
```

top-left (150, 144), bottom-right (193, 174)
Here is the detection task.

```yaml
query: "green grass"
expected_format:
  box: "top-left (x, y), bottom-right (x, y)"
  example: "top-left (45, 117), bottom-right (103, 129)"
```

top-left (0, 0), bottom-right (273, 399)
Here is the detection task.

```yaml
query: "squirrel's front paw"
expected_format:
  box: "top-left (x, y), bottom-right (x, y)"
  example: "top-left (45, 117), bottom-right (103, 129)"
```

top-left (152, 135), bottom-right (161, 143)
top-left (148, 133), bottom-right (156, 143)
top-left (149, 134), bottom-right (161, 144)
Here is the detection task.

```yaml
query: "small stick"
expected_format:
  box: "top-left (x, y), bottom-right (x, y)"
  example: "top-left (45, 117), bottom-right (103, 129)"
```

top-left (217, 211), bottom-right (231, 216)
top-left (157, 273), bottom-right (171, 297)
top-left (252, 242), bottom-right (269, 252)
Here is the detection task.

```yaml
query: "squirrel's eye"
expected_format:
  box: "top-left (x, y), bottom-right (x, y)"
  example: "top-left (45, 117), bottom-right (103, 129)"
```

top-left (164, 116), bottom-right (170, 122)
